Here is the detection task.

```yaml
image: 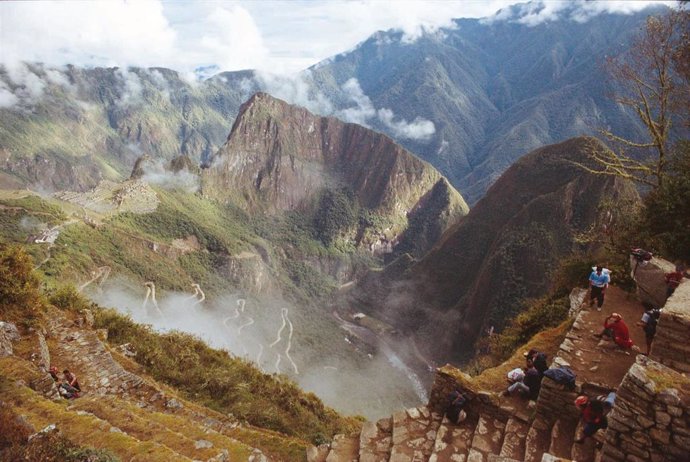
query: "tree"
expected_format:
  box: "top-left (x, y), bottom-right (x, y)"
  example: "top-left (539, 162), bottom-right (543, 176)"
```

top-left (576, 10), bottom-right (689, 189)
top-left (640, 141), bottom-right (690, 260)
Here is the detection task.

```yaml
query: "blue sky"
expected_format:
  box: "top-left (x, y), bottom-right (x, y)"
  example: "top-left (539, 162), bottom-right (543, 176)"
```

top-left (0, 0), bottom-right (675, 75)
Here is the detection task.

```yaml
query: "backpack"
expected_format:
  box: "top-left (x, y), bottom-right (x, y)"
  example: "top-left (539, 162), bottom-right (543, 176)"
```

top-left (643, 309), bottom-right (661, 336)
top-left (631, 248), bottom-right (653, 262)
top-left (544, 366), bottom-right (577, 391)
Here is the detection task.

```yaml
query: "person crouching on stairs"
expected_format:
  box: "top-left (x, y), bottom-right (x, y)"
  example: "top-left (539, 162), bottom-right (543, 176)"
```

top-left (503, 360), bottom-right (541, 400)
top-left (574, 395), bottom-right (610, 444)
top-left (596, 313), bottom-right (634, 350)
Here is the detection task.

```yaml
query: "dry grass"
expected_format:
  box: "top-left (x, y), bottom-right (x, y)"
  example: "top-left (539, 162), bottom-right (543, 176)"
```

top-left (472, 320), bottom-right (572, 392)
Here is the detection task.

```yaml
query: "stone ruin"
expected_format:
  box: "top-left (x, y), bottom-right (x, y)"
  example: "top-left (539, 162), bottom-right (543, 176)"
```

top-left (310, 255), bottom-right (690, 461)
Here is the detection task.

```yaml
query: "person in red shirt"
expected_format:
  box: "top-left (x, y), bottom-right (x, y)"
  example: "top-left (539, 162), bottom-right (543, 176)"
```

top-left (665, 264), bottom-right (685, 298)
top-left (596, 313), bottom-right (633, 349)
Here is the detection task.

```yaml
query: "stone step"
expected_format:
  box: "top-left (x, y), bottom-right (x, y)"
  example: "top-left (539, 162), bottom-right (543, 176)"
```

top-left (523, 418), bottom-right (551, 462)
top-left (569, 420), bottom-right (599, 462)
top-left (498, 417), bottom-right (529, 461)
top-left (359, 417), bottom-right (393, 462)
top-left (467, 414), bottom-right (507, 462)
top-left (548, 418), bottom-right (577, 459)
top-left (389, 407), bottom-right (441, 462)
top-left (326, 433), bottom-right (359, 462)
top-left (428, 413), bottom-right (477, 462)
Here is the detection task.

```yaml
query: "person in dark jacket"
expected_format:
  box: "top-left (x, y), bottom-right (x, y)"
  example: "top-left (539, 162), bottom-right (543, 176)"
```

top-left (524, 349), bottom-right (548, 375)
top-left (445, 389), bottom-right (468, 424)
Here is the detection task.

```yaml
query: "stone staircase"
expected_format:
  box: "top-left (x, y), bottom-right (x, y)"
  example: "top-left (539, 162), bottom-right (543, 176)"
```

top-left (5, 307), bottom-right (307, 461)
top-left (311, 398), bottom-right (605, 462)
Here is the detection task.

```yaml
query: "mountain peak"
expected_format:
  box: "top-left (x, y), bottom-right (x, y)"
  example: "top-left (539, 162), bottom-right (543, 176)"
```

top-left (202, 92), bottom-right (468, 255)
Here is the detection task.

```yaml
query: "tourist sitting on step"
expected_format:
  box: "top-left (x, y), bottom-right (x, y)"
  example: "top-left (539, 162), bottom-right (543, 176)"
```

top-left (595, 313), bottom-right (633, 349)
top-left (574, 395), bottom-right (608, 444)
top-left (49, 367), bottom-right (80, 399)
top-left (445, 389), bottom-right (469, 424)
top-left (523, 348), bottom-right (548, 376)
top-left (503, 360), bottom-right (541, 400)
top-left (63, 369), bottom-right (81, 392)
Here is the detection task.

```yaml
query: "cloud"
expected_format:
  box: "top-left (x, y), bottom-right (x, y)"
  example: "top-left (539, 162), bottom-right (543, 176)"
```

top-left (116, 69), bottom-right (144, 108)
top-left (486, 1), bottom-right (675, 27)
top-left (336, 78), bottom-right (376, 125)
top-left (377, 108), bottom-right (435, 141)
top-left (2, 62), bottom-right (46, 106)
top-left (0, 81), bottom-right (19, 108)
top-left (255, 70), bottom-right (334, 115)
top-left (335, 78), bottom-right (435, 141)
top-left (137, 157), bottom-right (201, 193)
top-left (1, 1), bottom-right (675, 75)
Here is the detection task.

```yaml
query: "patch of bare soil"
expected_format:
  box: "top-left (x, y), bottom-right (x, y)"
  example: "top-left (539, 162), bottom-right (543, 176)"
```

top-left (560, 286), bottom-right (647, 389)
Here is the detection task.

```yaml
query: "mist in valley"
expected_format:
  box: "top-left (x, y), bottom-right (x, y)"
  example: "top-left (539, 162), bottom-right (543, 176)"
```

top-left (87, 279), bottom-right (429, 420)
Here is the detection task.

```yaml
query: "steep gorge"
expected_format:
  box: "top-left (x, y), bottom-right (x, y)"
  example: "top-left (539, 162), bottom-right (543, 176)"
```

top-left (342, 137), bottom-right (639, 364)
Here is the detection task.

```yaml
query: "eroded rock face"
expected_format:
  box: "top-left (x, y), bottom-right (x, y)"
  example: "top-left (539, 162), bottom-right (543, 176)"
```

top-left (0, 321), bottom-right (20, 357)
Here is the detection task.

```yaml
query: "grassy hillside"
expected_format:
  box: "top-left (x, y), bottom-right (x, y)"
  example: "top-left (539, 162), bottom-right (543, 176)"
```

top-left (1, 244), bottom-right (361, 461)
top-left (0, 184), bottom-right (422, 420)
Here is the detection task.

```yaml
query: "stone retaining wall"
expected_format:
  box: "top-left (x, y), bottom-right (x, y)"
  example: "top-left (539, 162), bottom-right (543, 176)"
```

top-left (600, 356), bottom-right (690, 462)
top-left (650, 281), bottom-right (690, 373)
top-left (429, 366), bottom-right (513, 423)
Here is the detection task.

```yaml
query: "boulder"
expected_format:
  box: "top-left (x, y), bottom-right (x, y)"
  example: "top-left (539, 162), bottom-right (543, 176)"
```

top-left (0, 321), bottom-right (20, 357)
top-left (630, 255), bottom-right (674, 308)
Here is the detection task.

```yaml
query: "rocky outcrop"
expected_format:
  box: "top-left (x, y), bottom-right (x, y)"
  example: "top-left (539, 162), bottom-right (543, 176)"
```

top-left (0, 321), bottom-right (20, 357)
top-left (201, 93), bottom-right (468, 254)
top-left (345, 137), bottom-right (639, 363)
top-left (629, 255), bottom-right (675, 308)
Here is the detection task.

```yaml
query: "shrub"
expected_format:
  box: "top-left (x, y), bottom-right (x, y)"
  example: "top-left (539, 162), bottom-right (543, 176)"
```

top-left (49, 285), bottom-right (93, 313)
top-left (0, 244), bottom-right (44, 325)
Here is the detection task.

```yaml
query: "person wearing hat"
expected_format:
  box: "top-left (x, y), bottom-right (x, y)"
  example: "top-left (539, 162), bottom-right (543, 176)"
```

top-left (588, 265), bottom-right (610, 311)
top-left (596, 313), bottom-right (633, 349)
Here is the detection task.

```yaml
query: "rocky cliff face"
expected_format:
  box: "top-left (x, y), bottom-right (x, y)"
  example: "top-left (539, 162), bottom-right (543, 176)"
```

top-left (345, 137), bottom-right (639, 362)
top-left (201, 92), bottom-right (468, 253)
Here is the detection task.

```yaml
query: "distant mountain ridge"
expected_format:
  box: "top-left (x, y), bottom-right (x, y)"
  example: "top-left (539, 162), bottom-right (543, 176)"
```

top-left (306, 6), bottom-right (665, 202)
top-left (0, 6), bottom-right (665, 204)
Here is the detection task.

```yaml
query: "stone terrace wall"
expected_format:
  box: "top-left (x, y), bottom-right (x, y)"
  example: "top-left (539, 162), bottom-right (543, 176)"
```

top-left (650, 281), bottom-right (690, 373)
top-left (429, 366), bottom-right (514, 422)
top-left (600, 356), bottom-right (690, 462)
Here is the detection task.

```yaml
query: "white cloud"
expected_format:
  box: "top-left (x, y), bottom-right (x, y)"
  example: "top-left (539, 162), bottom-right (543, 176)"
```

top-left (0, 81), bottom-right (19, 108)
top-left (116, 69), bottom-right (144, 108)
top-left (0, 1), bottom-right (677, 75)
top-left (255, 70), bottom-right (334, 115)
top-left (485, 1), bottom-right (676, 27)
top-left (335, 78), bottom-right (435, 141)
top-left (377, 108), bottom-right (436, 141)
top-left (336, 78), bottom-right (376, 126)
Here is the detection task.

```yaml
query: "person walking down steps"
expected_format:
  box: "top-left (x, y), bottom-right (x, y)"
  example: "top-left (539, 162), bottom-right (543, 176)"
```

top-left (588, 265), bottom-right (610, 311)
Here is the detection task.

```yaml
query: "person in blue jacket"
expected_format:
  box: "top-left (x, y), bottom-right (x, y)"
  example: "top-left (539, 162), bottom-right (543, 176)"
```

top-left (588, 266), bottom-right (610, 311)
